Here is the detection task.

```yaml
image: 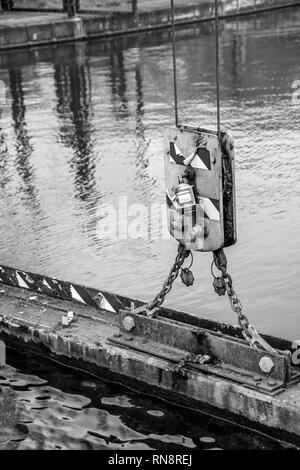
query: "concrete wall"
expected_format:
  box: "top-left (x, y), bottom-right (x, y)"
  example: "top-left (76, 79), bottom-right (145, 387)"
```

top-left (2, 0), bottom-right (300, 51)
top-left (14, 0), bottom-right (134, 11)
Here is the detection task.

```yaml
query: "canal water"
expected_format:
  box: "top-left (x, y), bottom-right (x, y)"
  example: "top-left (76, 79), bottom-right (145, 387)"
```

top-left (0, 7), bottom-right (299, 449)
top-left (0, 8), bottom-right (299, 340)
top-left (0, 346), bottom-right (295, 450)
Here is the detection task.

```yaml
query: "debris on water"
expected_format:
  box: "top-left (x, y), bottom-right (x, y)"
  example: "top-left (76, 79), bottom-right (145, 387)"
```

top-left (147, 410), bottom-right (164, 417)
top-left (101, 395), bottom-right (135, 408)
top-left (199, 436), bottom-right (216, 444)
top-left (81, 381), bottom-right (97, 389)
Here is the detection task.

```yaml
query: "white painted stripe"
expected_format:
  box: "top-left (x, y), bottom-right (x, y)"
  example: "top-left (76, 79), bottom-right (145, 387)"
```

top-left (99, 294), bottom-right (116, 313)
top-left (199, 197), bottom-right (220, 221)
top-left (190, 154), bottom-right (209, 170)
top-left (70, 285), bottom-right (86, 304)
top-left (174, 143), bottom-right (183, 157)
top-left (16, 273), bottom-right (29, 289)
top-left (43, 279), bottom-right (52, 289)
top-left (170, 145), bottom-right (208, 170)
top-left (169, 143), bottom-right (184, 164)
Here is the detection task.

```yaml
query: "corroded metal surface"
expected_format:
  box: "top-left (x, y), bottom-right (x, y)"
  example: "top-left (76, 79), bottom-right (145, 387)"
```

top-left (0, 282), bottom-right (300, 441)
top-left (0, 263), bottom-right (298, 361)
top-left (0, 264), bottom-right (136, 314)
top-left (117, 310), bottom-right (300, 395)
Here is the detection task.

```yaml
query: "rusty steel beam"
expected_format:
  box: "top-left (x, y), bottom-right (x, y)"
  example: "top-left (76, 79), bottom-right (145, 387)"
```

top-left (117, 309), bottom-right (300, 396)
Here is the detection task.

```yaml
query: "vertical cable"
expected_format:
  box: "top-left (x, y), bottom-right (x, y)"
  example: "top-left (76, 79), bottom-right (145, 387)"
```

top-left (171, 0), bottom-right (179, 127)
top-left (214, 0), bottom-right (221, 141)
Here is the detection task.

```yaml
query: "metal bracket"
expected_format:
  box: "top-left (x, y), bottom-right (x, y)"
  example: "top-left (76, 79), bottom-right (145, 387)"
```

top-left (108, 309), bottom-right (300, 396)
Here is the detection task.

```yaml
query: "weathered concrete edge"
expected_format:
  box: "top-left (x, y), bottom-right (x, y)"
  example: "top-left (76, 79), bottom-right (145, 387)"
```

top-left (1, 314), bottom-right (300, 445)
top-left (0, 2), bottom-right (299, 51)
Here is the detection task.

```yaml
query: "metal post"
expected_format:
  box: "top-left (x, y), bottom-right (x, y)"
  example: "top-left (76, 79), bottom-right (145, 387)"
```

top-left (132, 0), bottom-right (137, 16)
top-left (63, 0), bottom-right (77, 17)
top-left (214, 0), bottom-right (221, 141)
top-left (171, 0), bottom-right (179, 128)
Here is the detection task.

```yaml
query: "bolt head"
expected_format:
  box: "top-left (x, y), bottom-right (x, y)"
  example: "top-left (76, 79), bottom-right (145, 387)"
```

top-left (259, 356), bottom-right (275, 374)
top-left (122, 316), bottom-right (135, 332)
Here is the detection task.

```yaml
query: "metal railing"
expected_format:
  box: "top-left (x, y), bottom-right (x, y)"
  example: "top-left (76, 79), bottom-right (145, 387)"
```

top-left (9, 0), bottom-right (138, 16)
top-left (67, 0), bottom-right (138, 15)
top-left (8, 0), bottom-right (299, 18)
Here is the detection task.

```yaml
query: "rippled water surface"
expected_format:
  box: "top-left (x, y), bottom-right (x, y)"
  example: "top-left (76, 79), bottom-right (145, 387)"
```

top-left (0, 8), bottom-right (299, 340)
top-left (0, 347), bottom-right (295, 450)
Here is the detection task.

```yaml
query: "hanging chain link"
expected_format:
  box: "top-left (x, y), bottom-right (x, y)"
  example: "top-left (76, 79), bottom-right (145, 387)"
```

top-left (212, 248), bottom-right (277, 354)
top-left (146, 243), bottom-right (191, 315)
top-left (145, 243), bottom-right (277, 354)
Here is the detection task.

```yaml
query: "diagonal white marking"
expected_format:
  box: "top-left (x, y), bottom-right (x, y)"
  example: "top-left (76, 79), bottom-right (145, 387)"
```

top-left (43, 279), bottom-right (52, 289)
top-left (99, 294), bottom-right (116, 313)
top-left (190, 154), bottom-right (209, 170)
top-left (70, 285), bottom-right (86, 304)
top-left (174, 143), bottom-right (183, 157)
top-left (16, 273), bottom-right (29, 289)
top-left (199, 197), bottom-right (220, 221)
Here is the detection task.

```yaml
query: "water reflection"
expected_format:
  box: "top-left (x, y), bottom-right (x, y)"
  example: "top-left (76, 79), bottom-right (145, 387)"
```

top-left (54, 50), bottom-right (95, 201)
top-left (109, 49), bottom-right (130, 120)
top-left (0, 7), bottom-right (299, 338)
top-left (9, 67), bottom-right (37, 204)
top-left (135, 62), bottom-right (145, 138)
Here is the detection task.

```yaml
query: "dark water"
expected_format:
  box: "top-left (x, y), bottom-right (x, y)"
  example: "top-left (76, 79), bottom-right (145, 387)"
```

top-left (0, 347), bottom-right (295, 450)
top-left (0, 9), bottom-right (300, 340)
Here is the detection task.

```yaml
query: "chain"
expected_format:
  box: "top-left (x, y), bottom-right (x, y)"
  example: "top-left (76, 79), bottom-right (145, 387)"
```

top-left (147, 243), bottom-right (190, 315)
top-left (212, 248), bottom-right (278, 354)
top-left (145, 241), bottom-right (276, 354)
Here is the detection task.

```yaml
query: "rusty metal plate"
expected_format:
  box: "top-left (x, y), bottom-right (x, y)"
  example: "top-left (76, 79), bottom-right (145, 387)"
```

top-left (118, 309), bottom-right (299, 395)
